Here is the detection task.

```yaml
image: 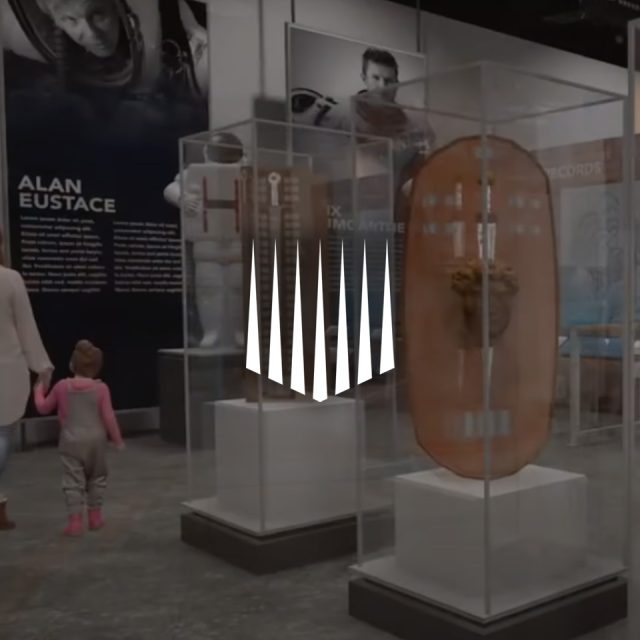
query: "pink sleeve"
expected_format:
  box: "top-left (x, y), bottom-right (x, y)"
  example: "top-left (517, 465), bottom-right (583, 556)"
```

top-left (34, 381), bottom-right (62, 415)
top-left (98, 384), bottom-right (123, 445)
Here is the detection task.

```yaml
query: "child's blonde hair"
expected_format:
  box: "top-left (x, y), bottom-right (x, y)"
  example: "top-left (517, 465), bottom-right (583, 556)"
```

top-left (71, 340), bottom-right (103, 378)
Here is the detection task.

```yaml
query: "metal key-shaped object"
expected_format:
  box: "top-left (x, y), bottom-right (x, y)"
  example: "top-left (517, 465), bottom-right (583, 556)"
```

top-left (268, 172), bottom-right (282, 206)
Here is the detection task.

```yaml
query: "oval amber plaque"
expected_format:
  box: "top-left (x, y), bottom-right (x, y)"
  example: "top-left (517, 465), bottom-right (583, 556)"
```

top-left (404, 136), bottom-right (558, 479)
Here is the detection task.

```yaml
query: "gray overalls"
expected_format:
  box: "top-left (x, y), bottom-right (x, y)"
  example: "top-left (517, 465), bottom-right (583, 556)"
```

top-left (59, 382), bottom-right (108, 514)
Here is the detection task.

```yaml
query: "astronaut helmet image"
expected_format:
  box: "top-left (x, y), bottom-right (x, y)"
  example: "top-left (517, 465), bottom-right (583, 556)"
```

top-left (4, 0), bottom-right (206, 95)
top-left (7, 0), bottom-right (144, 88)
top-left (203, 131), bottom-right (245, 165)
top-left (290, 87), bottom-right (340, 127)
top-left (36, 0), bottom-right (122, 59)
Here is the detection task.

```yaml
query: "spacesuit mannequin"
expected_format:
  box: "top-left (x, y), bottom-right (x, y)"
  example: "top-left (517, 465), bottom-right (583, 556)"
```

top-left (164, 133), bottom-right (244, 350)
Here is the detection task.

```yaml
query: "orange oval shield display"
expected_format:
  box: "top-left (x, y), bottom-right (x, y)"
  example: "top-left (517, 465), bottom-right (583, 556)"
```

top-left (404, 136), bottom-right (558, 479)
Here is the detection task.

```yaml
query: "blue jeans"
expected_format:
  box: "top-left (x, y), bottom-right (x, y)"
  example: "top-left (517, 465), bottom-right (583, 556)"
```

top-left (0, 425), bottom-right (13, 491)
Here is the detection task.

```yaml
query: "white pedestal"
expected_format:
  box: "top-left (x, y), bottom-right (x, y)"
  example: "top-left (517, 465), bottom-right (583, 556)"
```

top-left (395, 465), bottom-right (588, 596)
top-left (196, 397), bottom-right (359, 534)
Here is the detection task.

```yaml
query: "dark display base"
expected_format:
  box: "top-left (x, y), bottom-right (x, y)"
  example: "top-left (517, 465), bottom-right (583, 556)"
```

top-left (157, 349), bottom-right (243, 446)
top-left (349, 576), bottom-right (627, 640)
top-left (181, 511), bottom-right (356, 574)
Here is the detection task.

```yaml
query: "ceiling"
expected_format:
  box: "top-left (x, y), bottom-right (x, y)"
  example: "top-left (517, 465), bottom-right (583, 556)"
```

top-left (390, 0), bottom-right (640, 68)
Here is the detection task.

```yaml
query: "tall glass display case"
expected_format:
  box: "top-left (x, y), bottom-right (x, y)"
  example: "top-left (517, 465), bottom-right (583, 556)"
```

top-left (348, 62), bottom-right (631, 639)
top-left (176, 119), bottom-right (394, 573)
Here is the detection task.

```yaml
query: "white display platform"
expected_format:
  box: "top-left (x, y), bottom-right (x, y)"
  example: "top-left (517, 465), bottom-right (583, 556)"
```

top-left (188, 397), bottom-right (359, 535)
top-left (397, 465), bottom-right (587, 593)
top-left (353, 464), bottom-right (623, 621)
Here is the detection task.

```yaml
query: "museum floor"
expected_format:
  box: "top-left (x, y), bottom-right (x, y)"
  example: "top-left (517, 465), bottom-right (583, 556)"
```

top-left (0, 433), bottom-right (638, 640)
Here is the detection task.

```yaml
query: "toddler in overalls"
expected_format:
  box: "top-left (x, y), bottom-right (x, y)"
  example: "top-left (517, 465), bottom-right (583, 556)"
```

top-left (34, 340), bottom-right (124, 536)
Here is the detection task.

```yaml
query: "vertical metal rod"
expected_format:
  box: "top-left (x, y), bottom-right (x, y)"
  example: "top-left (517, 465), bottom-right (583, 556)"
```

top-left (416, 0), bottom-right (422, 53)
top-left (387, 140), bottom-right (400, 463)
top-left (351, 104), bottom-right (365, 564)
top-left (207, 1), bottom-right (215, 126)
top-left (0, 20), bottom-right (11, 265)
top-left (418, 0), bottom-right (429, 124)
top-left (252, 122), bottom-right (267, 535)
top-left (569, 327), bottom-right (581, 447)
top-left (291, 0), bottom-right (296, 23)
top-left (258, 0), bottom-right (266, 96)
top-left (623, 20), bottom-right (637, 573)
top-left (179, 141), bottom-right (193, 498)
top-left (479, 65), bottom-right (492, 619)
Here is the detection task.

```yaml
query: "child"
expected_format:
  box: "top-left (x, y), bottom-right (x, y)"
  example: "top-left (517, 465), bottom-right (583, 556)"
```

top-left (34, 340), bottom-right (124, 536)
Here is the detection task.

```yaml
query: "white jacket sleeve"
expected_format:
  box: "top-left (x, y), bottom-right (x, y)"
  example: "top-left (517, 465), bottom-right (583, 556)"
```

top-left (11, 271), bottom-right (52, 373)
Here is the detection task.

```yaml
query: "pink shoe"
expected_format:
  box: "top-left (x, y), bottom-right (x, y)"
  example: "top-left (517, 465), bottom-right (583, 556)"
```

top-left (63, 513), bottom-right (83, 537)
top-left (88, 508), bottom-right (105, 531)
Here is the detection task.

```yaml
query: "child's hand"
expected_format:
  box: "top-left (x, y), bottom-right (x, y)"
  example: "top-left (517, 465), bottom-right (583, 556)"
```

top-left (37, 368), bottom-right (53, 392)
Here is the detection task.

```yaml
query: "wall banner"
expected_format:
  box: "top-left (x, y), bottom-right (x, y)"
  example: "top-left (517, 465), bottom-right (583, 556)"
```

top-left (1, 0), bottom-right (209, 410)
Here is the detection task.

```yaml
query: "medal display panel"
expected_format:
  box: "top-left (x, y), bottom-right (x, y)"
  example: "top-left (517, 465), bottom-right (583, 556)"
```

top-left (350, 62), bottom-right (631, 621)
top-left (179, 120), bottom-right (393, 536)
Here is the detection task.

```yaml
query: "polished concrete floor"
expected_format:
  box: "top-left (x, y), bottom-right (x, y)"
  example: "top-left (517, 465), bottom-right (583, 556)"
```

top-left (0, 432), bottom-right (637, 640)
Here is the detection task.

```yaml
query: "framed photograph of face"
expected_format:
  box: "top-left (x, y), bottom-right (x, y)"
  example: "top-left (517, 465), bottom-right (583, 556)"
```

top-left (286, 23), bottom-right (427, 134)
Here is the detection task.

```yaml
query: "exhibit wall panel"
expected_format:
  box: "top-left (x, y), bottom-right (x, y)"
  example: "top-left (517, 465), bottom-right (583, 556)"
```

top-left (206, 0), bottom-right (265, 126)
top-left (206, 0), bottom-right (632, 146)
top-left (295, 0), bottom-right (420, 52)
top-left (0, 0), bottom-right (210, 412)
top-left (207, 0), bottom-right (421, 128)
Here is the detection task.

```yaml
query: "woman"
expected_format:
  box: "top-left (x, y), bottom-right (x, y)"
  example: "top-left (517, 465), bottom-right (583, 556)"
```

top-left (0, 228), bottom-right (53, 530)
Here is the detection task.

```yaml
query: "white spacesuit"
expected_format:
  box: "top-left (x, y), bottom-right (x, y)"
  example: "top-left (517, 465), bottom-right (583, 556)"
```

top-left (164, 148), bottom-right (244, 350)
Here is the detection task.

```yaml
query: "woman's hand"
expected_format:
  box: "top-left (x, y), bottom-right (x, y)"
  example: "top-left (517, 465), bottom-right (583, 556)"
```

top-left (36, 368), bottom-right (53, 393)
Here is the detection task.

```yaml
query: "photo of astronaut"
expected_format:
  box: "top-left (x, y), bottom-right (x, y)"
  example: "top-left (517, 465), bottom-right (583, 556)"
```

top-left (1, 0), bottom-right (208, 135)
top-left (288, 24), bottom-right (432, 147)
top-left (287, 25), bottom-right (436, 215)
top-left (0, 0), bottom-right (209, 410)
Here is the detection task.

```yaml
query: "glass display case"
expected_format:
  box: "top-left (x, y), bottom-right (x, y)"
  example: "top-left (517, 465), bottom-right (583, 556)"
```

top-left (348, 62), bottom-right (631, 638)
top-left (176, 119), bottom-right (393, 572)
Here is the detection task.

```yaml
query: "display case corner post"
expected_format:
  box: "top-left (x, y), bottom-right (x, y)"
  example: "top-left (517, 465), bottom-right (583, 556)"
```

top-left (0, 35), bottom-right (10, 266)
top-left (623, 26), bottom-right (637, 568)
top-left (179, 136), bottom-right (194, 495)
top-left (249, 119), bottom-right (267, 535)
top-left (478, 62), bottom-right (494, 619)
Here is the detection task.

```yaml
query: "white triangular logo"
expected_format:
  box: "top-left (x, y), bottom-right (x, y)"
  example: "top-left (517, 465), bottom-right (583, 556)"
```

top-left (290, 242), bottom-right (305, 394)
top-left (245, 242), bottom-right (261, 374)
top-left (312, 242), bottom-right (328, 402)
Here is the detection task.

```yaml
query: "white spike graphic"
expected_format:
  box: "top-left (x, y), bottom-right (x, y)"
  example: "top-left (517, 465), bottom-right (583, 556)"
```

top-left (245, 242), bottom-right (261, 374)
top-left (313, 242), bottom-right (328, 402)
top-left (290, 242), bottom-right (305, 394)
top-left (357, 242), bottom-right (372, 384)
top-left (335, 241), bottom-right (350, 394)
top-left (268, 241), bottom-right (283, 384)
top-left (379, 241), bottom-right (395, 374)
